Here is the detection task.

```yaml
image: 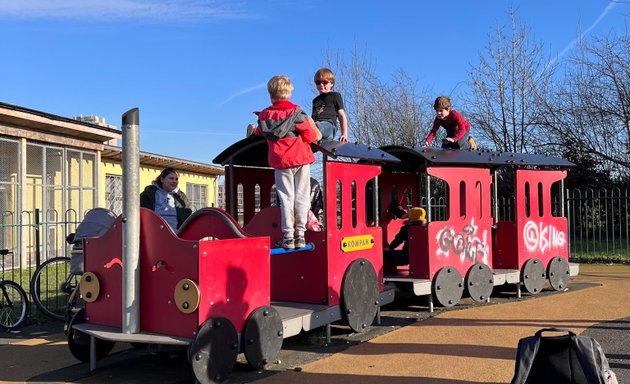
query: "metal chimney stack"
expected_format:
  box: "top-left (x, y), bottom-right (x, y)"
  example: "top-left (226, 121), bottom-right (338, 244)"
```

top-left (121, 108), bottom-right (140, 333)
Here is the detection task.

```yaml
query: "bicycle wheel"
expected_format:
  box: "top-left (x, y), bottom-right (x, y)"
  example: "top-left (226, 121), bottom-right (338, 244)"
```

top-left (30, 257), bottom-right (79, 321)
top-left (0, 280), bottom-right (29, 330)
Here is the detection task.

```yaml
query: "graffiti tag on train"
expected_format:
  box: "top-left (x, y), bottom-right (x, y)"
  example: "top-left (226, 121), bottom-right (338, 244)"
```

top-left (435, 218), bottom-right (489, 264)
top-left (522, 220), bottom-right (566, 253)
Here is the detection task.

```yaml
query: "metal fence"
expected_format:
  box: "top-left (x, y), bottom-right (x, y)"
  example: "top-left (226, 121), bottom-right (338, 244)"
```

top-left (566, 188), bottom-right (630, 263)
top-left (1, 187), bottom-right (629, 283)
top-left (1, 208), bottom-right (80, 288)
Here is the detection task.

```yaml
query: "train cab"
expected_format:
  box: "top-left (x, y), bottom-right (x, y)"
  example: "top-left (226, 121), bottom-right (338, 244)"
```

top-left (213, 137), bottom-right (400, 337)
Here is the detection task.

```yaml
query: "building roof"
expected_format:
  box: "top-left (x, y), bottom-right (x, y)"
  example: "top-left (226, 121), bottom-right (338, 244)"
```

top-left (0, 101), bottom-right (121, 145)
top-left (1, 101), bottom-right (223, 176)
top-left (102, 144), bottom-right (224, 176)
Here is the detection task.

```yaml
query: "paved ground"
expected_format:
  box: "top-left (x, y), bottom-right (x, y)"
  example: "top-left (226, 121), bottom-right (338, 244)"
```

top-left (1, 264), bottom-right (629, 384)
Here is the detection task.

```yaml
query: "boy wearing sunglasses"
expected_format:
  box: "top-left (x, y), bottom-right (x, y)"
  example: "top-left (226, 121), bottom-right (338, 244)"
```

top-left (312, 68), bottom-right (349, 142)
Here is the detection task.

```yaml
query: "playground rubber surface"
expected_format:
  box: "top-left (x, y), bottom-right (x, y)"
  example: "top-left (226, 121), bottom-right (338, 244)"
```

top-left (1, 263), bottom-right (629, 384)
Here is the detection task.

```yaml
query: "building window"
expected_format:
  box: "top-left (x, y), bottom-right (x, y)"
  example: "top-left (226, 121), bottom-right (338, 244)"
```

top-left (186, 183), bottom-right (207, 211)
top-left (217, 184), bottom-right (225, 209)
top-left (105, 174), bottom-right (123, 215)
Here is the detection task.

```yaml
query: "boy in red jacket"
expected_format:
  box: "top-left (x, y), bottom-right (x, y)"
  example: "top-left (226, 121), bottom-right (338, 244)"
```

top-left (255, 75), bottom-right (321, 249)
top-left (423, 96), bottom-right (471, 150)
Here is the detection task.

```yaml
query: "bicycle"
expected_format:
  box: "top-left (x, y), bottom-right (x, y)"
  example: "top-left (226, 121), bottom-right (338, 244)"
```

top-left (30, 254), bottom-right (80, 321)
top-left (1, 249), bottom-right (29, 330)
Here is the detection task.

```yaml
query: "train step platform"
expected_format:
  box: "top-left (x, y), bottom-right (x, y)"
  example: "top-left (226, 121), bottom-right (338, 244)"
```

top-left (1, 264), bottom-right (628, 384)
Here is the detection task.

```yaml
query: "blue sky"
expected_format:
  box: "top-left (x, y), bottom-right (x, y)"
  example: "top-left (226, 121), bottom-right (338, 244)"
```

top-left (1, 0), bottom-right (628, 164)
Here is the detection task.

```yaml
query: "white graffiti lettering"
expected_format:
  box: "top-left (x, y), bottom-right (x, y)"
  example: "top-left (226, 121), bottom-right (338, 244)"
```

top-left (436, 218), bottom-right (489, 264)
top-left (523, 220), bottom-right (566, 253)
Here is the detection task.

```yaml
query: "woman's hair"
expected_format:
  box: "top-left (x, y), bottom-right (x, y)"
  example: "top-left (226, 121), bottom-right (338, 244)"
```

top-left (267, 75), bottom-right (294, 100)
top-left (154, 167), bottom-right (179, 188)
top-left (314, 67), bottom-right (335, 84)
top-left (433, 95), bottom-right (452, 110)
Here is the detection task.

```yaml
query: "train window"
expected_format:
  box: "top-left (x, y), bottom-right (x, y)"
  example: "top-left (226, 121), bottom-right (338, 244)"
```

top-left (524, 182), bottom-right (531, 218)
top-left (351, 181), bottom-right (357, 228)
top-left (391, 184), bottom-right (399, 208)
top-left (550, 180), bottom-right (563, 217)
top-left (254, 184), bottom-right (261, 213)
top-left (270, 184), bottom-right (278, 206)
top-left (430, 176), bottom-right (449, 221)
top-left (459, 181), bottom-right (466, 219)
top-left (538, 182), bottom-right (544, 217)
top-left (476, 180), bottom-right (483, 218)
top-left (336, 180), bottom-right (342, 229)
top-left (365, 179), bottom-right (376, 226)
top-left (237, 183), bottom-right (244, 226)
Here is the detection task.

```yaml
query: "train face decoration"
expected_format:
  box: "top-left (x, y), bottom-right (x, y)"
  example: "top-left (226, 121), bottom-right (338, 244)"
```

top-left (66, 128), bottom-right (578, 383)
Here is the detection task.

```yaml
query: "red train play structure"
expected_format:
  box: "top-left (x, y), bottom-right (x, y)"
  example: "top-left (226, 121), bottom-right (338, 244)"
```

top-left (66, 134), bottom-right (578, 383)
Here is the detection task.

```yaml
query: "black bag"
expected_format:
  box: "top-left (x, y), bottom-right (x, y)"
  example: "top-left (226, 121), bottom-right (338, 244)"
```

top-left (511, 328), bottom-right (614, 384)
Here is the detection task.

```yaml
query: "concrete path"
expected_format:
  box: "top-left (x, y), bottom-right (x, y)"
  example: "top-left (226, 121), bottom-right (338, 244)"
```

top-left (257, 264), bottom-right (630, 384)
top-left (1, 264), bottom-right (628, 384)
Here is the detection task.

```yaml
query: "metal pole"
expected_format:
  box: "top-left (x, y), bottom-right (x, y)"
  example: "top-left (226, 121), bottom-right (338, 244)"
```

top-left (373, 175), bottom-right (380, 226)
top-left (322, 154), bottom-right (328, 230)
top-left (425, 174), bottom-right (431, 221)
top-left (121, 108), bottom-right (140, 334)
top-left (228, 160), bottom-right (235, 217)
top-left (34, 208), bottom-right (41, 267)
top-left (560, 178), bottom-right (565, 217)
top-left (493, 170), bottom-right (499, 222)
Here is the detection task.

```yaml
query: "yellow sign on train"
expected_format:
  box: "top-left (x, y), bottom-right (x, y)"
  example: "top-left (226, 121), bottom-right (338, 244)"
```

top-left (341, 234), bottom-right (375, 253)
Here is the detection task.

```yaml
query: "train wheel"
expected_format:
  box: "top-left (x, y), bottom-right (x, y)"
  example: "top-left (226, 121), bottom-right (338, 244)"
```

top-left (547, 256), bottom-right (570, 291)
top-left (522, 258), bottom-right (546, 295)
top-left (432, 267), bottom-right (463, 307)
top-left (242, 306), bottom-right (283, 370)
top-left (465, 263), bottom-right (494, 302)
top-left (189, 317), bottom-right (239, 384)
top-left (341, 258), bottom-right (379, 333)
top-left (67, 308), bottom-right (115, 363)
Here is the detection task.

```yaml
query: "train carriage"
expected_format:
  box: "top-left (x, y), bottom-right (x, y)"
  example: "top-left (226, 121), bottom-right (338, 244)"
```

top-left (377, 146), bottom-right (579, 308)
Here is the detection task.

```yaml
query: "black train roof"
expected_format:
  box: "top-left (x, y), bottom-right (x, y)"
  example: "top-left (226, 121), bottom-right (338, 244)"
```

top-left (213, 137), bottom-right (400, 167)
top-left (379, 145), bottom-right (575, 173)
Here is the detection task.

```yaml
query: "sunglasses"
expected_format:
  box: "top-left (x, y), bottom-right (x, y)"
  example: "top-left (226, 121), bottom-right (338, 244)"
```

top-left (315, 80), bottom-right (330, 86)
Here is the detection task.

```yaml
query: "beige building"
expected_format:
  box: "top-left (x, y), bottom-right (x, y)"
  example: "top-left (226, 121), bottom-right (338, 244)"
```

top-left (0, 102), bottom-right (223, 269)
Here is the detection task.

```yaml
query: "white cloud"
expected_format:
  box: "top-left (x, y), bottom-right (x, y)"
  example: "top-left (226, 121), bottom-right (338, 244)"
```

top-left (0, 0), bottom-right (251, 22)
top-left (218, 82), bottom-right (267, 106)
top-left (548, 1), bottom-right (618, 66)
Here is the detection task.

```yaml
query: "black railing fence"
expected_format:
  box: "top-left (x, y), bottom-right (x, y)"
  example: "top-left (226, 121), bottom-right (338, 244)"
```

top-left (1, 208), bottom-right (80, 288)
top-left (1, 187), bottom-right (629, 282)
top-left (566, 188), bottom-right (629, 263)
